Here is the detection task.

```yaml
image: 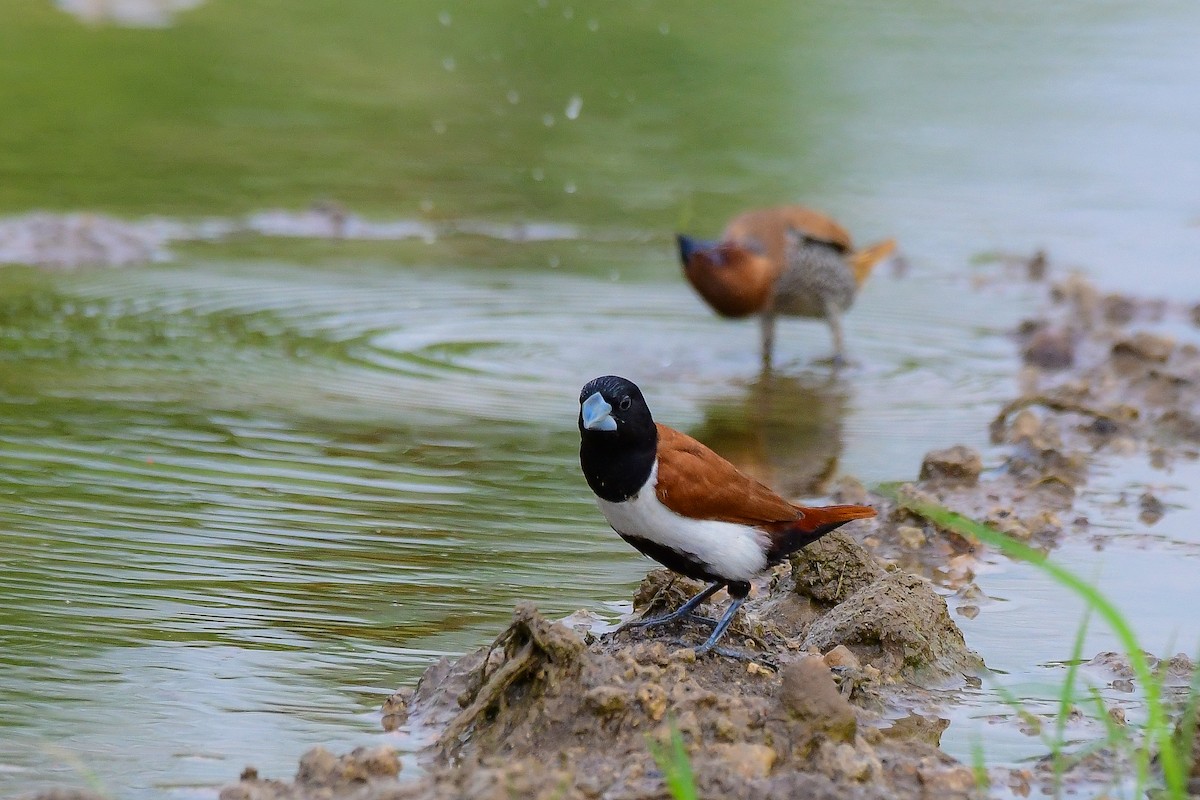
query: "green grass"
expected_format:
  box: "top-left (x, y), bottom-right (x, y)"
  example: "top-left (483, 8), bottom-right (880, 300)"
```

top-left (890, 490), bottom-right (1196, 799)
top-left (648, 720), bottom-right (699, 800)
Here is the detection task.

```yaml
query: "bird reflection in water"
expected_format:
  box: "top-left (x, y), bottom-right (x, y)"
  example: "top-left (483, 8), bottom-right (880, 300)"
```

top-left (687, 373), bottom-right (849, 499)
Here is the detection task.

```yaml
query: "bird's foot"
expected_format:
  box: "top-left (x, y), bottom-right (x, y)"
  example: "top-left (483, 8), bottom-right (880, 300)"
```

top-left (612, 611), bottom-right (715, 639)
top-left (813, 353), bottom-right (852, 370)
top-left (673, 638), bottom-right (777, 667)
top-left (617, 613), bottom-right (682, 633)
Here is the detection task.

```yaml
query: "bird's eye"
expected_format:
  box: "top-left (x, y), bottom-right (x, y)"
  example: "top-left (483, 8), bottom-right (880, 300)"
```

top-left (619, 396), bottom-right (632, 411)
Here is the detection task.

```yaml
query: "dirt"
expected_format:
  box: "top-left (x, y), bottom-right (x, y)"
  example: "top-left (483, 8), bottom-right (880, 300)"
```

top-left (214, 521), bottom-right (985, 800)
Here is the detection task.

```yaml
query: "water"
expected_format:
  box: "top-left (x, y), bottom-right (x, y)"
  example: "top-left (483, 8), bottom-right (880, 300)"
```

top-left (2, 1), bottom-right (1200, 796)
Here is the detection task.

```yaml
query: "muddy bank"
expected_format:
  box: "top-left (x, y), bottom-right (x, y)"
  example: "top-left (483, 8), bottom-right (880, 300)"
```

top-left (225, 557), bottom-right (983, 800)
top-left (55, 0), bottom-right (207, 28)
top-left (0, 209), bottom-right (583, 268)
top-left (843, 270), bottom-right (1200, 589)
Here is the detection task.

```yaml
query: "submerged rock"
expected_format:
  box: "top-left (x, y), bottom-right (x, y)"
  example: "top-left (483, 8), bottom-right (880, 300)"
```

top-left (919, 445), bottom-right (984, 486)
top-left (220, 746), bottom-right (401, 800)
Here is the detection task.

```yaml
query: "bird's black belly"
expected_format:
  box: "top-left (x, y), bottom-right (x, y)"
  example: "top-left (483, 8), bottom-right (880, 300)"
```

top-left (618, 533), bottom-right (752, 600)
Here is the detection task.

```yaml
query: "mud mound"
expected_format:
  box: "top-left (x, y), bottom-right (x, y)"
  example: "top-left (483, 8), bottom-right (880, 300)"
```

top-left (221, 547), bottom-right (981, 800)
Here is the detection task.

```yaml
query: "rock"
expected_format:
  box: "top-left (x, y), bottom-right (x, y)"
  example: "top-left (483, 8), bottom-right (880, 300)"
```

top-left (636, 683), bottom-right (668, 721)
top-left (1022, 327), bottom-right (1075, 370)
top-left (778, 656), bottom-right (857, 743)
top-left (823, 644), bottom-right (862, 672)
top-left (880, 713), bottom-right (949, 746)
top-left (919, 445), bottom-right (983, 485)
top-left (1101, 294), bottom-right (1136, 325)
top-left (584, 685), bottom-right (628, 715)
top-left (896, 525), bottom-right (926, 549)
top-left (802, 572), bottom-right (982, 682)
top-left (706, 743), bottom-right (777, 780)
top-left (829, 475), bottom-right (871, 505)
top-left (790, 532), bottom-right (885, 606)
top-left (631, 570), bottom-right (708, 616)
top-left (296, 746), bottom-right (400, 785)
top-left (381, 688), bottom-right (412, 732)
top-left (1026, 250), bottom-right (1048, 281)
top-left (219, 746), bottom-right (401, 800)
top-left (1157, 410), bottom-right (1200, 442)
top-left (1112, 332), bottom-right (1174, 364)
top-left (1139, 492), bottom-right (1165, 525)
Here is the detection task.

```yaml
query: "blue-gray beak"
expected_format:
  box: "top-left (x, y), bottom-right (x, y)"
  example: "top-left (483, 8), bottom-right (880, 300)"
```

top-left (581, 392), bottom-right (617, 431)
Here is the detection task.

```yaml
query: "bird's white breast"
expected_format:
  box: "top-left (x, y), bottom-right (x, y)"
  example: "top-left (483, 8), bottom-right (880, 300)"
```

top-left (594, 461), bottom-right (769, 582)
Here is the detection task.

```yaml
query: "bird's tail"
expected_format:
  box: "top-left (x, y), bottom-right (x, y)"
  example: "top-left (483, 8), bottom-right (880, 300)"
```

top-left (850, 239), bottom-right (897, 287)
top-left (768, 504), bottom-right (876, 560)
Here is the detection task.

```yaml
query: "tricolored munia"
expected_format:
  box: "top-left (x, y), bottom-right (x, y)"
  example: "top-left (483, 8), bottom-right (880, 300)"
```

top-left (677, 205), bottom-right (895, 368)
top-left (578, 375), bottom-right (876, 656)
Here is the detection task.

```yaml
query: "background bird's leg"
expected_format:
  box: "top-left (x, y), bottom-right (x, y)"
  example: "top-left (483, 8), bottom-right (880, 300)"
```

top-left (620, 580), bottom-right (724, 631)
top-left (824, 298), bottom-right (846, 367)
top-left (694, 595), bottom-right (746, 655)
top-left (759, 306), bottom-right (777, 371)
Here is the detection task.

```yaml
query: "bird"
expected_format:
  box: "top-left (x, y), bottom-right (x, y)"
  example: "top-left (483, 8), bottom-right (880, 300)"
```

top-left (676, 205), bottom-right (896, 369)
top-left (577, 375), bottom-right (876, 656)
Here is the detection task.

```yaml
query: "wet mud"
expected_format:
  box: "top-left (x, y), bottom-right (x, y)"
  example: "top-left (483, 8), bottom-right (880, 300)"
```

top-left (225, 580), bottom-right (981, 800)
top-left (0, 209), bottom-right (581, 269)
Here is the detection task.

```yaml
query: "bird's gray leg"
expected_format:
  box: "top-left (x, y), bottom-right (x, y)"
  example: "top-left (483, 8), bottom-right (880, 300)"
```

top-left (693, 595), bottom-right (746, 656)
top-left (824, 298), bottom-right (846, 367)
top-left (759, 307), bottom-right (777, 372)
top-left (621, 581), bottom-right (724, 631)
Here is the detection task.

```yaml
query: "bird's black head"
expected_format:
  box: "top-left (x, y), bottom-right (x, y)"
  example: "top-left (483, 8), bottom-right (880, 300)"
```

top-left (578, 375), bottom-right (658, 501)
top-left (578, 375), bottom-right (655, 440)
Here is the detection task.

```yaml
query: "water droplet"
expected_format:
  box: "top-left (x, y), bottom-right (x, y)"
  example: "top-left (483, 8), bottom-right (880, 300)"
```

top-left (438, 10), bottom-right (452, 26)
top-left (565, 94), bottom-right (583, 120)
top-left (532, 167), bottom-right (545, 181)
top-left (432, 119), bottom-right (447, 134)
top-left (507, 89), bottom-right (521, 104)
top-left (563, 6), bottom-right (574, 19)
top-left (658, 21), bottom-right (670, 34)
top-left (442, 56), bottom-right (456, 72)
top-left (420, 199), bottom-right (434, 212)
top-left (564, 181), bottom-right (577, 194)
top-left (587, 18), bottom-right (599, 32)
top-left (542, 113), bottom-right (556, 127)
top-left (548, 255), bottom-right (560, 269)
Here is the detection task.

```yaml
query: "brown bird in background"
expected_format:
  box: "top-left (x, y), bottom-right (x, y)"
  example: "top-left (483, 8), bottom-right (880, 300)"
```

top-left (677, 205), bottom-right (896, 368)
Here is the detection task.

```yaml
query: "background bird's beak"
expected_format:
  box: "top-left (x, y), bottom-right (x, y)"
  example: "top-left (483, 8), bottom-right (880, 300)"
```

top-left (676, 234), bottom-right (721, 267)
top-left (581, 392), bottom-right (617, 431)
top-left (676, 233), bottom-right (700, 264)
